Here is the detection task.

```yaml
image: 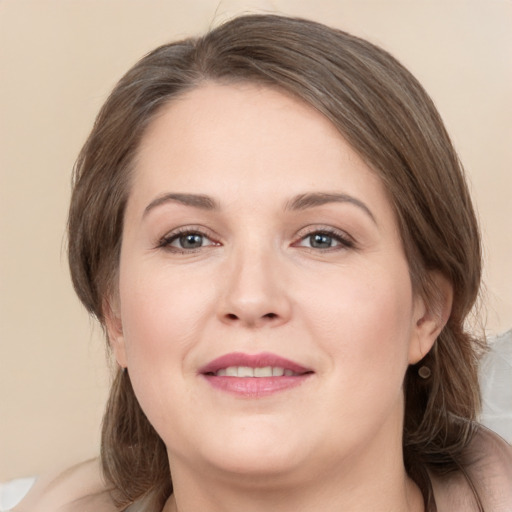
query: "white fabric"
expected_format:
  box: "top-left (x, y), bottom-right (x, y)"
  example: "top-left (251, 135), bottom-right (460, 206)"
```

top-left (0, 477), bottom-right (36, 511)
top-left (480, 329), bottom-right (512, 442)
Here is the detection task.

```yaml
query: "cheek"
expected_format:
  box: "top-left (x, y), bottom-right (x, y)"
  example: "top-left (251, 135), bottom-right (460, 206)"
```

top-left (116, 267), bottom-right (212, 432)
top-left (119, 266), bottom-right (213, 358)
top-left (117, 264), bottom-right (215, 399)
top-left (302, 259), bottom-right (415, 381)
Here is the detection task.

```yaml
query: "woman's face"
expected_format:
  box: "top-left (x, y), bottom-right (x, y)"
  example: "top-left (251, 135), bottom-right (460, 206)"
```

top-left (108, 83), bottom-right (439, 485)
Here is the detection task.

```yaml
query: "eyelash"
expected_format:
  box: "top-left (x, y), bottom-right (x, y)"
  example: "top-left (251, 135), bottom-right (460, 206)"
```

top-left (157, 226), bottom-right (219, 253)
top-left (293, 227), bottom-right (355, 251)
top-left (157, 226), bottom-right (355, 253)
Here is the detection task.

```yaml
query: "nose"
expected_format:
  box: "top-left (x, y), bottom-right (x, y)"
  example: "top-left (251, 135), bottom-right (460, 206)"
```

top-left (217, 244), bottom-right (292, 328)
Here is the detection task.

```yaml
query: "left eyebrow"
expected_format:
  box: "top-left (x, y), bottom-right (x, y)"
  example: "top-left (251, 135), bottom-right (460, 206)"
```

top-left (286, 192), bottom-right (376, 224)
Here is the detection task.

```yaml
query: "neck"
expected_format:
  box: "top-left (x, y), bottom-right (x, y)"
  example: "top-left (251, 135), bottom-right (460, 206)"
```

top-left (162, 400), bottom-right (424, 512)
top-left (163, 449), bottom-right (424, 512)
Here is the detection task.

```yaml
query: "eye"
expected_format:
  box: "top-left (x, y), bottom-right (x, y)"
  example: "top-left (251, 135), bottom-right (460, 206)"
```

top-left (174, 233), bottom-right (208, 249)
top-left (305, 233), bottom-right (338, 249)
top-left (295, 228), bottom-right (354, 250)
top-left (158, 229), bottom-right (218, 252)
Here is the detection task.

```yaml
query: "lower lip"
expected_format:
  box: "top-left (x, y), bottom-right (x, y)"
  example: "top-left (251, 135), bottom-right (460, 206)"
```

top-left (201, 375), bottom-right (312, 397)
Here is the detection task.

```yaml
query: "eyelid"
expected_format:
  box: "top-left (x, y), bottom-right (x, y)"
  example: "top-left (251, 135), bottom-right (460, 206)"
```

top-left (292, 225), bottom-right (356, 250)
top-left (157, 225), bottom-right (221, 252)
top-left (156, 224), bottom-right (355, 253)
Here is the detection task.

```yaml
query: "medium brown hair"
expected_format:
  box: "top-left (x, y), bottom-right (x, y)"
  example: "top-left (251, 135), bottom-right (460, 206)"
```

top-left (68, 14), bottom-right (483, 509)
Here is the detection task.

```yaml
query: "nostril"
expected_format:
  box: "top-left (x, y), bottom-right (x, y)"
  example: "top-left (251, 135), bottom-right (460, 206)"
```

top-left (225, 312), bottom-right (277, 321)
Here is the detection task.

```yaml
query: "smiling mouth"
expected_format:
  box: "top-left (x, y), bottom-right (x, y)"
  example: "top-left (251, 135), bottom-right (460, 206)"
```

top-left (199, 352), bottom-right (312, 376)
top-left (208, 366), bottom-right (306, 377)
top-left (199, 353), bottom-right (313, 397)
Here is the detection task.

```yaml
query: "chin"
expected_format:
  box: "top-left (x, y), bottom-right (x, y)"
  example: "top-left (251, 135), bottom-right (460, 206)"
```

top-left (186, 424), bottom-right (311, 482)
top-left (203, 449), bottom-right (308, 487)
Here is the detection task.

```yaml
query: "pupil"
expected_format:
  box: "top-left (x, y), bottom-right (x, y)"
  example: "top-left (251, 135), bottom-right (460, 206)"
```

top-left (311, 233), bottom-right (332, 248)
top-left (180, 234), bottom-right (203, 248)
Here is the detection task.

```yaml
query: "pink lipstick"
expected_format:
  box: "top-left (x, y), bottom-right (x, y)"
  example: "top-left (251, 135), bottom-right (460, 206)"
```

top-left (199, 352), bottom-right (313, 397)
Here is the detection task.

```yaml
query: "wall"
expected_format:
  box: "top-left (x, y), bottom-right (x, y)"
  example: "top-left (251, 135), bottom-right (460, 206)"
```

top-left (1, 0), bottom-right (511, 480)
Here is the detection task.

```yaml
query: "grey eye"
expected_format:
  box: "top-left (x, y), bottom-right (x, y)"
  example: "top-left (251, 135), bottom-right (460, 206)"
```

top-left (308, 233), bottom-right (335, 249)
top-left (177, 233), bottom-right (205, 249)
top-left (160, 229), bottom-right (218, 252)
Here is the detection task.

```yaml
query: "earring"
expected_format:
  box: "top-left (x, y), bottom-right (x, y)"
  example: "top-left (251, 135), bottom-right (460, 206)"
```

top-left (418, 365), bottom-right (431, 379)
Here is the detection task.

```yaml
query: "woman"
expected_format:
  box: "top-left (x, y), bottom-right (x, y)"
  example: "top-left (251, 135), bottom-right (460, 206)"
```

top-left (15, 14), bottom-right (512, 512)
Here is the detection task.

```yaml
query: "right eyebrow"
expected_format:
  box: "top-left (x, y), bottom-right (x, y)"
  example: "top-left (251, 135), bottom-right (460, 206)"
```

top-left (143, 193), bottom-right (218, 217)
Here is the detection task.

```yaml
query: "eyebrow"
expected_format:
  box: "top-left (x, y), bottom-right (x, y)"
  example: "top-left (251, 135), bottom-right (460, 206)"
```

top-left (143, 191), bottom-right (376, 224)
top-left (286, 192), bottom-right (376, 224)
top-left (144, 193), bottom-right (219, 216)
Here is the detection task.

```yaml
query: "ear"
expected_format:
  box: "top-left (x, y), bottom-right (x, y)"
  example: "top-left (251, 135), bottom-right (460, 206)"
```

top-left (408, 272), bottom-right (453, 364)
top-left (103, 296), bottom-right (127, 369)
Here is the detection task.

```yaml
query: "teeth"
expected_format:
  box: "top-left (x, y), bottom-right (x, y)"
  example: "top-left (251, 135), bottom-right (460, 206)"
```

top-left (254, 366), bottom-right (272, 377)
top-left (225, 367), bottom-right (238, 377)
top-left (216, 366), bottom-right (298, 377)
top-left (238, 366), bottom-right (254, 377)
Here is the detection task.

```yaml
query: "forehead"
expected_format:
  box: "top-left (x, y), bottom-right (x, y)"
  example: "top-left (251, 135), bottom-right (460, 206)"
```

top-left (132, 82), bottom-right (385, 198)
top-left (137, 82), bottom-right (345, 164)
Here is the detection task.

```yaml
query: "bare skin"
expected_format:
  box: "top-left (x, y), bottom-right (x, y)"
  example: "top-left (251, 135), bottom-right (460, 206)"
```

top-left (12, 457), bottom-right (423, 512)
top-left (12, 459), bottom-right (115, 512)
top-left (17, 83), bottom-right (455, 512)
top-left (14, 427), bottom-right (512, 511)
top-left (104, 83), bottom-right (441, 512)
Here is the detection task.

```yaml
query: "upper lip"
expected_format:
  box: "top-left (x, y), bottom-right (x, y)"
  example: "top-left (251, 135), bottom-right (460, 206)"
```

top-left (199, 352), bottom-right (312, 375)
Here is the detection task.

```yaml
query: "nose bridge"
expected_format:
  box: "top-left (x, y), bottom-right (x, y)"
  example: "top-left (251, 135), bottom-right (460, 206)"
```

top-left (219, 236), bottom-right (291, 327)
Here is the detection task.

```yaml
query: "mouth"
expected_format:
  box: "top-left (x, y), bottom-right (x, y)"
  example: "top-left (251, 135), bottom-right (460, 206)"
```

top-left (212, 366), bottom-right (303, 377)
top-left (199, 352), bottom-right (313, 397)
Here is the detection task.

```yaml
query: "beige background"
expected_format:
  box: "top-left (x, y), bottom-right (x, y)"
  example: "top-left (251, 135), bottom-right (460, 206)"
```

top-left (1, 0), bottom-right (511, 480)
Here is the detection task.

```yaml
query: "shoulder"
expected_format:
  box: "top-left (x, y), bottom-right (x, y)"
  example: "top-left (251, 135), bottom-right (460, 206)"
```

top-left (12, 459), bottom-right (118, 512)
top-left (465, 424), bottom-right (512, 511)
top-left (430, 424), bottom-right (512, 512)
